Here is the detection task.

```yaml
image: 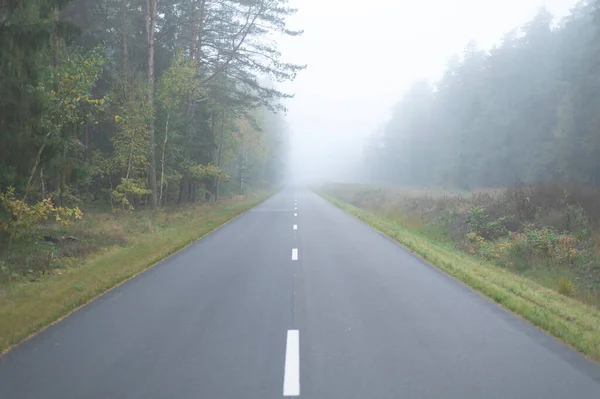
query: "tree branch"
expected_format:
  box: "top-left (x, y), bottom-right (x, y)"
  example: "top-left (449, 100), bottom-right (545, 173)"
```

top-left (199, 0), bottom-right (265, 86)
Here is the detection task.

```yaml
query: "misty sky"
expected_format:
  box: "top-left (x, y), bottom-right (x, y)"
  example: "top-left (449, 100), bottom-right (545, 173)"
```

top-left (277, 0), bottom-right (578, 184)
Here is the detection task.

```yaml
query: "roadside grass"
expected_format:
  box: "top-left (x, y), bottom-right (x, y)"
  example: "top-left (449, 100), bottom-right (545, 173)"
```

top-left (321, 193), bottom-right (600, 363)
top-left (0, 193), bottom-right (269, 353)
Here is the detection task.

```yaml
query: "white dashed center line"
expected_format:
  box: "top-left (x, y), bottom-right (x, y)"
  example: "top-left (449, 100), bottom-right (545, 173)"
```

top-left (294, 213), bottom-right (297, 216)
top-left (292, 248), bottom-right (298, 260)
top-left (283, 330), bottom-right (300, 396)
top-left (293, 224), bottom-right (297, 230)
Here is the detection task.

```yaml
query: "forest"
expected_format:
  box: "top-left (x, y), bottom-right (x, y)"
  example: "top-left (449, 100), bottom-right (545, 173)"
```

top-left (364, 1), bottom-right (600, 189)
top-left (0, 0), bottom-right (303, 285)
top-left (0, 0), bottom-right (301, 212)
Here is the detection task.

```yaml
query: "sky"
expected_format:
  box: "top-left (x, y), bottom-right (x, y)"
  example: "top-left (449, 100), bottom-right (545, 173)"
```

top-left (275, 0), bottom-right (579, 184)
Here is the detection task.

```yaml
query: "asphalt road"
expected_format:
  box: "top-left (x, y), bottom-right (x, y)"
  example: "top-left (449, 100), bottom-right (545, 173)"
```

top-left (1, 189), bottom-right (600, 398)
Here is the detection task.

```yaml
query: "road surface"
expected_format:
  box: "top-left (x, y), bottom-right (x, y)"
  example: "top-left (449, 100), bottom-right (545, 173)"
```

top-left (1, 189), bottom-right (600, 398)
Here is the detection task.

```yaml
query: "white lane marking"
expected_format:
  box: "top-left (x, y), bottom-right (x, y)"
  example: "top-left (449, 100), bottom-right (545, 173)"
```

top-left (283, 330), bottom-right (300, 396)
top-left (294, 207), bottom-right (297, 210)
top-left (293, 224), bottom-right (297, 230)
top-left (294, 213), bottom-right (297, 216)
top-left (292, 248), bottom-right (298, 260)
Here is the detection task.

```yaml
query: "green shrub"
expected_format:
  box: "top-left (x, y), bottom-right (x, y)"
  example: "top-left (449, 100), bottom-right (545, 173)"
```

top-left (467, 207), bottom-right (487, 234)
top-left (510, 227), bottom-right (579, 267)
top-left (557, 278), bottom-right (574, 296)
top-left (467, 206), bottom-right (509, 240)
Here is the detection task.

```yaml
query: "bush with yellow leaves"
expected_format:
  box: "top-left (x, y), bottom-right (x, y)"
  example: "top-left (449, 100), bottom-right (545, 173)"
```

top-left (0, 187), bottom-right (83, 243)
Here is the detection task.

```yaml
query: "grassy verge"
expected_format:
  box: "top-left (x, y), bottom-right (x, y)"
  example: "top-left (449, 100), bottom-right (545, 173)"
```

top-left (321, 193), bottom-right (600, 363)
top-left (0, 193), bottom-right (269, 353)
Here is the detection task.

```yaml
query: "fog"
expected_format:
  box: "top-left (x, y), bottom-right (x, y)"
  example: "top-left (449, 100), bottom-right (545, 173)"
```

top-left (277, 0), bottom-right (579, 186)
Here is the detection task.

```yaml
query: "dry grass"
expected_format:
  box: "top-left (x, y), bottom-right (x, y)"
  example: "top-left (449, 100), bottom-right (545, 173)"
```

top-left (0, 193), bottom-right (270, 353)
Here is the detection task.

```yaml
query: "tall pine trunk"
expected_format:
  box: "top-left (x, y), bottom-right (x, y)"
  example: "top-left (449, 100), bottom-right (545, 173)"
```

top-left (121, 0), bottom-right (128, 80)
top-left (190, 0), bottom-right (196, 60)
top-left (179, 0), bottom-right (206, 204)
top-left (159, 110), bottom-right (169, 206)
top-left (197, 0), bottom-right (205, 61)
top-left (146, 0), bottom-right (158, 208)
top-left (215, 110), bottom-right (225, 201)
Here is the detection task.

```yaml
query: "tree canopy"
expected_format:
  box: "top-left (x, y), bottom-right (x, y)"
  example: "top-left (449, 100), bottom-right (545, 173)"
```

top-left (0, 0), bottom-right (302, 209)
